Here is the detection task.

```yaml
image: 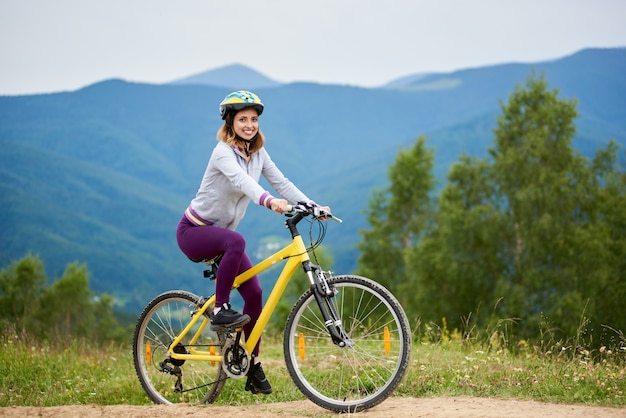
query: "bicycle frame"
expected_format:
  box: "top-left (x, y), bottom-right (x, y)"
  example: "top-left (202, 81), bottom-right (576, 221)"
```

top-left (167, 229), bottom-right (310, 365)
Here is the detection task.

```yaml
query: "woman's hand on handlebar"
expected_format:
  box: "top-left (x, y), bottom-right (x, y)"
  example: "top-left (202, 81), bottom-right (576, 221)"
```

top-left (316, 205), bottom-right (332, 220)
top-left (315, 204), bottom-right (343, 223)
top-left (270, 198), bottom-right (289, 214)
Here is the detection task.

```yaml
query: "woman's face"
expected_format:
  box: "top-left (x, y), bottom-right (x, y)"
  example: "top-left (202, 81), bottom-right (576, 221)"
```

top-left (232, 108), bottom-right (259, 140)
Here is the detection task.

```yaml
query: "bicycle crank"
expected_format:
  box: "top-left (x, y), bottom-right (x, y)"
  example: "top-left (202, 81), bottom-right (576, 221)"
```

top-left (221, 338), bottom-right (250, 378)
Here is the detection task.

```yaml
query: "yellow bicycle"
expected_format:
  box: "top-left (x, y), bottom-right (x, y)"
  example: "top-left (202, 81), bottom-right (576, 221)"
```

top-left (132, 202), bottom-right (412, 413)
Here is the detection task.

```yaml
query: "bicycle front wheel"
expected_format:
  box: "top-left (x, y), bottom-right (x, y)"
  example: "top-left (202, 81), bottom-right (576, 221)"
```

top-left (132, 290), bottom-right (227, 404)
top-left (284, 275), bottom-right (412, 413)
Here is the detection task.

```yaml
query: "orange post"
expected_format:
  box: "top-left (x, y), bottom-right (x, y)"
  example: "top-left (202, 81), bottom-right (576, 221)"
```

top-left (383, 326), bottom-right (391, 356)
top-left (298, 332), bottom-right (306, 361)
top-left (146, 340), bottom-right (152, 364)
top-left (209, 340), bottom-right (216, 366)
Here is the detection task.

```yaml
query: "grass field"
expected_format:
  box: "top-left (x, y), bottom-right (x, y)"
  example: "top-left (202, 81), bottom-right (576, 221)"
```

top-left (1, 323), bottom-right (624, 409)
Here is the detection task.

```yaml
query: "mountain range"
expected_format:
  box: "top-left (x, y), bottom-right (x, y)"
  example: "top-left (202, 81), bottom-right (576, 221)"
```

top-left (1, 47), bottom-right (624, 312)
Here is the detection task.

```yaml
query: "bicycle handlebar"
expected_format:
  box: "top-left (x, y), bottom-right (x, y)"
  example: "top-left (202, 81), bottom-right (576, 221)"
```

top-left (286, 203), bottom-right (343, 224)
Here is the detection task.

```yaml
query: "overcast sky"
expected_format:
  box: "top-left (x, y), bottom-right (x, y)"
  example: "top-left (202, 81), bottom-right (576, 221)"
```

top-left (1, 0), bottom-right (625, 95)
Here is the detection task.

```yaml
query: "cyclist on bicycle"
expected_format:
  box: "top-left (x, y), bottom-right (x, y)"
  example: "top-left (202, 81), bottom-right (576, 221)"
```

top-left (176, 90), bottom-right (330, 395)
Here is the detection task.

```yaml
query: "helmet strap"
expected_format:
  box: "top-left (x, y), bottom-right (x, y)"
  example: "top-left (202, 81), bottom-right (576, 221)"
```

top-left (235, 134), bottom-right (258, 157)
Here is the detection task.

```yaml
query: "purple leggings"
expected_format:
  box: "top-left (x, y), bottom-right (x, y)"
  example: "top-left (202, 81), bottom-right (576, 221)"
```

top-left (176, 216), bottom-right (263, 356)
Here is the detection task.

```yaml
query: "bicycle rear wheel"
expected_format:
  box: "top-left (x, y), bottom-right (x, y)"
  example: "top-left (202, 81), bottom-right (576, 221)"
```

top-left (132, 290), bottom-right (227, 404)
top-left (284, 275), bottom-right (412, 413)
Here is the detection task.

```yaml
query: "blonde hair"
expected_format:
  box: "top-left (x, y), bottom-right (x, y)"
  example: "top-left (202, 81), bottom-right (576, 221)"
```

top-left (216, 110), bottom-right (265, 154)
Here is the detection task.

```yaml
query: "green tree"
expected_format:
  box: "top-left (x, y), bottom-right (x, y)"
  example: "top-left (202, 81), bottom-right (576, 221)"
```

top-left (407, 156), bottom-right (508, 330)
top-left (36, 262), bottom-right (95, 339)
top-left (359, 73), bottom-right (626, 347)
top-left (0, 253), bottom-right (47, 333)
top-left (1, 254), bottom-right (130, 342)
top-left (93, 293), bottom-right (129, 342)
top-left (357, 136), bottom-right (435, 306)
top-left (357, 190), bottom-right (404, 292)
top-left (583, 141), bottom-right (626, 339)
top-left (488, 74), bottom-right (602, 339)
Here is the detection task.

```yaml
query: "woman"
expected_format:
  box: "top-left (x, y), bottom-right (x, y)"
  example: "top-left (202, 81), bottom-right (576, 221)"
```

top-left (176, 90), bottom-right (329, 395)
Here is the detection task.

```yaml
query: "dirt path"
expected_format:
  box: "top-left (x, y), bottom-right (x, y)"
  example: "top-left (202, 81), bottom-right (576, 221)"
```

top-left (1, 397), bottom-right (625, 418)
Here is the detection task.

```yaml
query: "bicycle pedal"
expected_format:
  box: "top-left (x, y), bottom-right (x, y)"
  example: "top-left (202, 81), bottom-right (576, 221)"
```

top-left (245, 381), bottom-right (259, 394)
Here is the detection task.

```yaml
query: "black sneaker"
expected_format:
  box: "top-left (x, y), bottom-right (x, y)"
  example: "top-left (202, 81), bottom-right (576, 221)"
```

top-left (210, 303), bottom-right (250, 330)
top-left (245, 362), bottom-right (272, 395)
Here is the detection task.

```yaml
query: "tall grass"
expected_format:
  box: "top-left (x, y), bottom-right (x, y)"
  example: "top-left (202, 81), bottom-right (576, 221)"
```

top-left (1, 316), bottom-right (624, 408)
top-left (400, 314), bottom-right (626, 406)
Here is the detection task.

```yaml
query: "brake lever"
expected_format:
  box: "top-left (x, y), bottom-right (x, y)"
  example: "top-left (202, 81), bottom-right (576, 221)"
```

top-left (314, 206), bottom-right (343, 223)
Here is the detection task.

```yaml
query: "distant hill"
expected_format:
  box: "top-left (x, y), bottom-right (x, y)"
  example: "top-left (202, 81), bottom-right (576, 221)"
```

top-left (169, 63), bottom-right (282, 89)
top-left (1, 48), bottom-right (624, 312)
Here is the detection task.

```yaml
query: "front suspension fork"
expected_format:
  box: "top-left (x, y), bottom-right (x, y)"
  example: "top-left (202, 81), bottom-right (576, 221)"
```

top-left (308, 265), bottom-right (352, 347)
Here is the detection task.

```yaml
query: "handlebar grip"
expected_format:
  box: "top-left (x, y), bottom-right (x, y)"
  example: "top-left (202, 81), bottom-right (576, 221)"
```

top-left (330, 214), bottom-right (343, 223)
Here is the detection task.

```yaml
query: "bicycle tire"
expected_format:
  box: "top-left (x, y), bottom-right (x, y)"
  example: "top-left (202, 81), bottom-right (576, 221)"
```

top-left (132, 290), bottom-right (227, 404)
top-left (283, 275), bottom-right (412, 413)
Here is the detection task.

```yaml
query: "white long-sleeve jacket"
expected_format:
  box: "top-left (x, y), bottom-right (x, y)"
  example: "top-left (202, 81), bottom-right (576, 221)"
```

top-left (185, 140), bottom-right (310, 230)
